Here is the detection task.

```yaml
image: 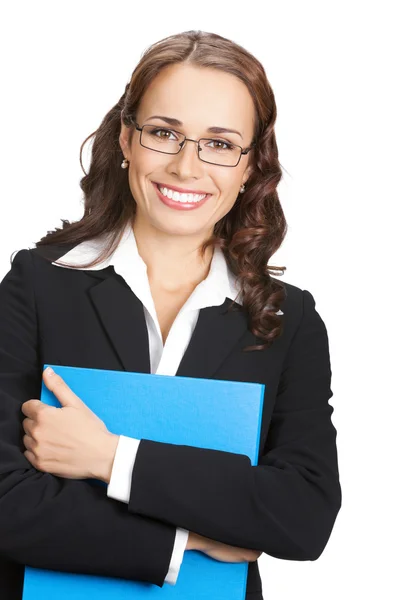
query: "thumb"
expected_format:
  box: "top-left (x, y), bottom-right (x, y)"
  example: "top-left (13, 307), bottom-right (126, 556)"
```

top-left (42, 367), bottom-right (85, 409)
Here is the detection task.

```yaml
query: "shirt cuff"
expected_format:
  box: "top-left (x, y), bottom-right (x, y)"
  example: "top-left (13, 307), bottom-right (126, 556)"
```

top-left (107, 434), bottom-right (141, 502)
top-left (106, 435), bottom-right (189, 586)
top-left (164, 527), bottom-right (189, 585)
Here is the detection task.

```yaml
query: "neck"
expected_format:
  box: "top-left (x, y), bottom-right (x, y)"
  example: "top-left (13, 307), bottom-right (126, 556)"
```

top-left (132, 218), bottom-right (215, 293)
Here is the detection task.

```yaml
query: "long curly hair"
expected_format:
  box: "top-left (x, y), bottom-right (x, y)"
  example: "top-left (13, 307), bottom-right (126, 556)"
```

top-left (35, 30), bottom-right (288, 352)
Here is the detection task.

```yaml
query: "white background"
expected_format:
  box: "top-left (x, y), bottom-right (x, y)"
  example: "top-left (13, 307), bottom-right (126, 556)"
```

top-left (1, 1), bottom-right (392, 598)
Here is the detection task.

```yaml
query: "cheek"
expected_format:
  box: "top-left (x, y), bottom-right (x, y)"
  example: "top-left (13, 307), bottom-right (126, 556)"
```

top-left (127, 152), bottom-right (160, 197)
top-left (130, 150), bottom-right (170, 190)
top-left (220, 193), bottom-right (239, 218)
top-left (131, 147), bottom-right (156, 173)
top-left (215, 173), bottom-right (244, 214)
top-left (209, 188), bottom-right (239, 225)
top-left (217, 168), bottom-right (243, 191)
top-left (216, 172), bottom-right (243, 202)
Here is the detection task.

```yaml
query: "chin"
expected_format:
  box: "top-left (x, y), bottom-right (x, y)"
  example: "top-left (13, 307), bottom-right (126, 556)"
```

top-left (149, 215), bottom-right (211, 238)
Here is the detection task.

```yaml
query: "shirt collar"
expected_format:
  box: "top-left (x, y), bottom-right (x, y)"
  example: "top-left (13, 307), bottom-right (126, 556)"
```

top-left (51, 222), bottom-right (243, 309)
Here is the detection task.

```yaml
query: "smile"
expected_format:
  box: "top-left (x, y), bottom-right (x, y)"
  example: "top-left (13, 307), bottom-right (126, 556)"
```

top-left (152, 182), bottom-right (212, 211)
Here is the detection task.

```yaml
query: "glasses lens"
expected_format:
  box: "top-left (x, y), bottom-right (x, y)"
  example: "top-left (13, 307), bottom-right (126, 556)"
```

top-left (198, 138), bottom-right (241, 166)
top-left (141, 125), bottom-right (182, 154)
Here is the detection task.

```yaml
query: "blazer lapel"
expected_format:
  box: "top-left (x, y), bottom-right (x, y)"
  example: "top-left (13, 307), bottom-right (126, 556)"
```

top-left (86, 269), bottom-right (250, 379)
top-left (176, 299), bottom-right (250, 378)
top-left (88, 273), bottom-right (151, 374)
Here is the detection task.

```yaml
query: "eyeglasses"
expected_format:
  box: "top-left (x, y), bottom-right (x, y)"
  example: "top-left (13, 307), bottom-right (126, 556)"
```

top-left (128, 118), bottom-right (256, 167)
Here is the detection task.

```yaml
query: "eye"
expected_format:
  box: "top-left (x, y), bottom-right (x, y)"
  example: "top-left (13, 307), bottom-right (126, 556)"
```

top-left (206, 139), bottom-right (235, 151)
top-left (150, 127), bottom-right (177, 140)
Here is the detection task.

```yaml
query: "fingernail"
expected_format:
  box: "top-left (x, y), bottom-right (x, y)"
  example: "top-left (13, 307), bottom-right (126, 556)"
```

top-left (45, 367), bottom-right (55, 376)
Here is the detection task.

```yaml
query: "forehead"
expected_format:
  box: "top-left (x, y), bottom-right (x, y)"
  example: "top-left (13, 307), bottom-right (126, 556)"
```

top-left (138, 64), bottom-right (255, 138)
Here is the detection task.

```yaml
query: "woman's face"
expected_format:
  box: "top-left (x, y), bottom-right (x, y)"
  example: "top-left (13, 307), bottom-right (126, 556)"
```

top-left (119, 63), bottom-right (255, 240)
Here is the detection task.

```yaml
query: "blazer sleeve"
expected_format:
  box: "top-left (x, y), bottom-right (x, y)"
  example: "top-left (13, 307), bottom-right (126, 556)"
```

top-left (126, 288), bottom-right (342, 561)
top-left (0, 249), bottom-right (176, 587)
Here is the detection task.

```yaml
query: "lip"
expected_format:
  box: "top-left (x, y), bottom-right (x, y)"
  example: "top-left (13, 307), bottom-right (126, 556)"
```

top-left (153, 181), bottom-right (211, 195)
top-left (152, 182), bottom-right (211, 211)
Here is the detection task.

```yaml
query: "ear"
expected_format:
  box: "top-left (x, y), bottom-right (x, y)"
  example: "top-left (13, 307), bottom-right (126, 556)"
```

top-left (242, 163), bottom-right (253, 187)
top-left (119, 123), bottom-right (131, 156)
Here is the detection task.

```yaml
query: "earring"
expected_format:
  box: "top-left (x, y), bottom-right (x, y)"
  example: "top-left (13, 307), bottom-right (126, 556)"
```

top-left (240, 184), bottom-right (246, 193)
top-left (121, 157), bottom-right (129, 169)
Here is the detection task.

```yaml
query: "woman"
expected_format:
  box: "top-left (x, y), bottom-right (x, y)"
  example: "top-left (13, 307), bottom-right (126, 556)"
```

top-left (0, 30), bottom-right (341, 600)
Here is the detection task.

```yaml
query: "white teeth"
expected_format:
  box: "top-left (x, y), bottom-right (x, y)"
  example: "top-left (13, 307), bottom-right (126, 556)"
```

top-left (158, 185), bottom-right (207, 203)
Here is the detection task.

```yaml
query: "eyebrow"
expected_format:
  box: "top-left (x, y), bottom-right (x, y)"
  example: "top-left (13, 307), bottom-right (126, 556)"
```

top-left (145, 115), bottom-right (243, 140)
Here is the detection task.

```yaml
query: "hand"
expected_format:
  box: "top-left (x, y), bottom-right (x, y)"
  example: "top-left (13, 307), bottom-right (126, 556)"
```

top-left (187, 532), bottom-right (262, 563)
top-left (21, 367), bottom-right (120, 481)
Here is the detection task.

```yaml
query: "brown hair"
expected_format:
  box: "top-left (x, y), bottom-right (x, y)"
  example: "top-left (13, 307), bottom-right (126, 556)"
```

top-left (34, 30), bottom-right (288, 351)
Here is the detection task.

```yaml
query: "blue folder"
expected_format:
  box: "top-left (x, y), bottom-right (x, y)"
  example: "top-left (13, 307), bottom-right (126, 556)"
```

top-left (23, 364), bottom-right (264, 600)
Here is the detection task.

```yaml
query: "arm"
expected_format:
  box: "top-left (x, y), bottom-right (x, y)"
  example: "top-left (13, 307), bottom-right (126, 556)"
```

top-left (0, 250), bottom-right (175, 587)
top-left (107, 436), bottom-right (189, 585)
top-left (123, 289), bottom-right (342, 560)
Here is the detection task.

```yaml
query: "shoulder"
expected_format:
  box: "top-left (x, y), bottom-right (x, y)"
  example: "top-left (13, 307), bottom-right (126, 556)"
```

top-left (9, 243), bottom-right (84, 277)
top-left (31, 243), bottom-right (80, 264)
top-left (270, 275), bottom-right (321, 311)
top-left (7, 244), bottom-right (114, 292)
top-left (270, 275), bottom-right (303, 316)
top-left (5, 244), bottom-right (86, 290)
top-left (269, 276), bottom-right (328, 342)
top-left (10, 243), bottom-right (80, 265)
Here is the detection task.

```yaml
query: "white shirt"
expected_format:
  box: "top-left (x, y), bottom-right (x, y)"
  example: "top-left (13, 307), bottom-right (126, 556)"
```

top-left (50, 221), bottom-right (245, 585)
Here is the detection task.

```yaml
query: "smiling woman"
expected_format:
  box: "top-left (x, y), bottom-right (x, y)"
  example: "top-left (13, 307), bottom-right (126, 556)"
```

top-left (35, 30), bottom-right (288, 352)
top-left (0, 29), bottom-right (341, 600)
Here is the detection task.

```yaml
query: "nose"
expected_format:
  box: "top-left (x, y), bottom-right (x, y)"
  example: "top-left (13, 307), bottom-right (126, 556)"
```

top-left (168, 137), bottom-right (204, 178)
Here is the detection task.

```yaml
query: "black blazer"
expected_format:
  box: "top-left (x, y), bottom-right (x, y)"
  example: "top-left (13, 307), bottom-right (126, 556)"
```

top-left (0, 244), bottom-right (341, 600)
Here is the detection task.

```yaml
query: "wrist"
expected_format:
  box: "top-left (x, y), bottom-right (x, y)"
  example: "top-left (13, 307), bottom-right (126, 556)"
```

top-left (186, 532), bottom-right (207, 552)
top-left (92, 433), bottom-right (120, 483)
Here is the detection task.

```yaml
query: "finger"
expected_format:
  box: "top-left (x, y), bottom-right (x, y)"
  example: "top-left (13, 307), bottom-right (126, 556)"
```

top-left (43, 368), bottom-right (84, 409)
top-left (22, 417), bottom-right (35, 435)
top-left (23, 434), bottom-right (35, 451)
top-left (24, 449), bottom-right (37, 468)
top-left (21, 400), bottom-right (44, 418)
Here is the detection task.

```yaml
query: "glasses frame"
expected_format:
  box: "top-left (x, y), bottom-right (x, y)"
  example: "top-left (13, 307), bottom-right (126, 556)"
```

top-left (129, 118), bottom-right (257, 167)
